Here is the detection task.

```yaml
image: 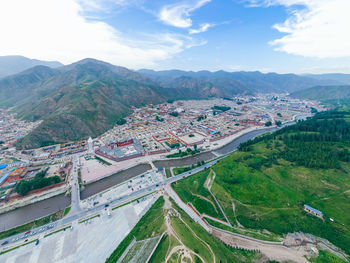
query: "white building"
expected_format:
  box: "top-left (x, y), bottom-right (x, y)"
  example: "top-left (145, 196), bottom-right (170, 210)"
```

top-left (88, 137), bottom-right (94, 154)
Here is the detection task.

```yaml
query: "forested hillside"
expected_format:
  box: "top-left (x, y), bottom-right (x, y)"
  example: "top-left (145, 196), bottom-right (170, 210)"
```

top-left (173, 111), bottom-right (350, 255)
top-left (291, 85), bottom-right (350, 102)
top-left (239, 111), bottom-right (350, 168)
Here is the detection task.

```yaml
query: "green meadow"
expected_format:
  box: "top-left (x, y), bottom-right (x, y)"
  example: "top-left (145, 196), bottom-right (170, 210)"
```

top-left (173, 111), bottom-right (350, 255)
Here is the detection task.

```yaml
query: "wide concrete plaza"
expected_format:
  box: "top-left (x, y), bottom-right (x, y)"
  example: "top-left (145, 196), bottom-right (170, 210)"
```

top-left (0, 195), bottom-right (158, 263)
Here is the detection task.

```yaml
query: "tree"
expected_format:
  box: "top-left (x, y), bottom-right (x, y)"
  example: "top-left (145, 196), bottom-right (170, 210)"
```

top-left (156, 116), bottom-right (164, 122)
top-left (212, 105), bottom-right (231, 112)
top-left (265, 121), bottom-right (272, 127)
top-left (117, 118), bottom-right (127, 125)
top-left (14, 175), bottom-right (61, 196)
top-left (275, 120), bottom-right (282, 126)
top-left (15, 181), bottom-right (31, 196)
top-left (194, 144), bottom-right (198, 151)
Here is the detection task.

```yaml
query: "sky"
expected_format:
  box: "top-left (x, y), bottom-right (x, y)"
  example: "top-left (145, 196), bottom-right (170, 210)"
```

top-left (1, 0), bottom-right (350, 74)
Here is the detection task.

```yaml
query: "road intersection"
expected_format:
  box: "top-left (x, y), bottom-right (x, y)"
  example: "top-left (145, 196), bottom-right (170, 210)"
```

top-left (0, 156), bottom-right (222, 251)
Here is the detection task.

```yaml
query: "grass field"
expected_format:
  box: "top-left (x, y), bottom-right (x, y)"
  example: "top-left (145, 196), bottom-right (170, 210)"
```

top-left (172, 169), bottom-right (228, 222)
top-left (204, 217), bottom-right (281, 242)
top-left (173, 166), bottom-right (193, 175)
top-left (63, 206), bottom-right (71, 217)
top-left (171, 113), bottom-right (350, 256)
top-left (310, 249), bottom-right (348, 263)
top-left (165, 168), bottom-right (172, 178)
top-left (105, 197), bottom-right (166, 263)
top-left (121, 236), bottom-right (160, 263)
top-left (149, 234), bottom-right (177, 263)
top-left (167, 198), bottom-right (260, 263)
top-left (107, 195), bottom-right (263, 263)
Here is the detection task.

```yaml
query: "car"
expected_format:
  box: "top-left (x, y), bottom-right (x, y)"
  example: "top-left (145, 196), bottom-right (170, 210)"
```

top-left (104, 204), bottom-right (109, 207)
top-left (25, 230), bottom-right (31, 234)
top-left (35, 240), bottom-right (39, 246)
top-left (24, 239), bottom-right (28, 242)
top-left (1, 241), bottom-right (8, 246)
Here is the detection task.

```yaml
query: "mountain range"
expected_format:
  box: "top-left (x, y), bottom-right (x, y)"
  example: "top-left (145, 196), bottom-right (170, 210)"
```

top-left (0, 56), bottom-right (62, 79)
top-left (0, 57), bottom-right (349, 149)
top-left (139, 69), bottom-right (344, 94)
top-left (291, 85), bottom-right (350, 110)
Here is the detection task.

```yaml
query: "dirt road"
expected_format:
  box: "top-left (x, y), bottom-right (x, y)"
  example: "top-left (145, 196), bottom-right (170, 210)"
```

top-left (212, 228), bottom-right (310, 263)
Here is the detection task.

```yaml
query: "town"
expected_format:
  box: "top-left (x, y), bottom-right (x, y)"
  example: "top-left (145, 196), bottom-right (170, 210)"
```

top-left (0, 94), bottom-right (328, 262)
top-left (0, 94), bottom-right (322, 209)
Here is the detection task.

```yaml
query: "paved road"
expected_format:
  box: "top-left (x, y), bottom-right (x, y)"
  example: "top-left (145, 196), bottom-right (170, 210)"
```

top-left (81, 163), bottom-right (152, 200)
top-left (0, 124), bottom-right (291, 232)
top-left (70, 155), bottom-right (81, 215)
top-left (0, 157), bottom-right (221, 248)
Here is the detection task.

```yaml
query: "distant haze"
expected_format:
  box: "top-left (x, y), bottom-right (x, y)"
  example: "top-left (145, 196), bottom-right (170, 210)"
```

top-left (0, 56), bottom-right (63, 78)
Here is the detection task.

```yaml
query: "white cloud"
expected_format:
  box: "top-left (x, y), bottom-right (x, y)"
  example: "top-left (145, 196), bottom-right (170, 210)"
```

top-left (0, 0), bottom-right (200, 68)
top-left (189, 23), bottom-right (212, 34)
top-left (248, 0), bottom-right (350, 58)
top-left (159, 0), bottom-right (211, 28)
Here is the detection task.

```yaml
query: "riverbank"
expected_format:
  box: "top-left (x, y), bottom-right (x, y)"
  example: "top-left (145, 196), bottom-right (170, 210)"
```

top-left (0, 123), bottom-right (292, 231)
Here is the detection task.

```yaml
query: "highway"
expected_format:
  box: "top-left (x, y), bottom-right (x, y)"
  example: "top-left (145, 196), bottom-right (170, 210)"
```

top-left (0, 125), bottom-right (283, 232)
top-left (0, 122), bottom-right (296, 248)
top-left (0, 157), bottom-right (222, 249)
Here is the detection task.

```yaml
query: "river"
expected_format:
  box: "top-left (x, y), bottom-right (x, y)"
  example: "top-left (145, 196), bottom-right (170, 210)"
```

top-left (0, 125), bottom-right (289, 231)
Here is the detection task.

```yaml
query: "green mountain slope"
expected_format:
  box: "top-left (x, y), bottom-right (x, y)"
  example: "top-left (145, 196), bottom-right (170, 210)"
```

top-left (0, 65), bottom-right (59, 107)
top-left (139, 69), bottom-right (340, 94)
top-left (0, 55), bottom-right (62, 79)
top-left (0, 59), bottom-right (167, 148)
top-left (291, 85), bottom-right (350, 101)
top-left (173, 111), bottom-right (350, 255)
top-left (0, 58), bottom-right (346, 149)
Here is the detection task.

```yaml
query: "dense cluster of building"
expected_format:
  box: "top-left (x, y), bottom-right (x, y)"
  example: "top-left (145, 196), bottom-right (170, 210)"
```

top-left (0, 109), bottom-right (41, 150)
top-left (96, 95), bottom-right (322, 162)
top-left (0, 94), bottom-right (324, 205)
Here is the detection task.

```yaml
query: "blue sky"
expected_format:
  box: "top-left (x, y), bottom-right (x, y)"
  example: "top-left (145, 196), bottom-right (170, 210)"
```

top-left (1, 0), bottom-right (350, 73)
